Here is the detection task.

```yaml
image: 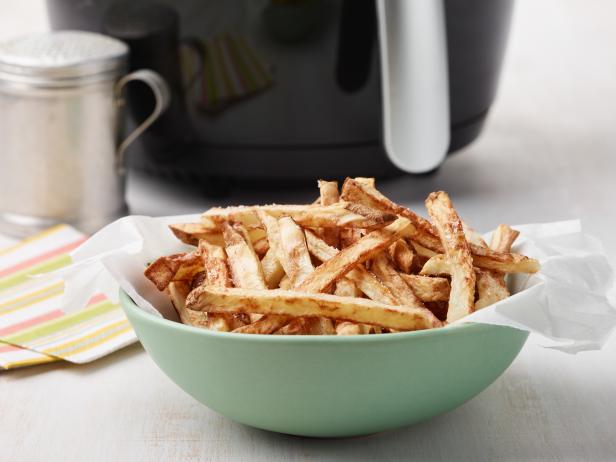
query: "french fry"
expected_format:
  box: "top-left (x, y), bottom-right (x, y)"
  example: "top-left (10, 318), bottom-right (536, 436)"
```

top-left (475, 268), bottom-right (510, 310)
top-left (317, 180), bottom-right (340, 247)
top-left (419, 254), bottom-right (450, 276)
top-left (198, 241), bottom-right (232, 288)
top-left (475, 224), bottom-right (520, 309)
top-left (305, 229), bottom-right (399, 305)
top-left (186, 286), bottom-right (442, 331)
top-left (279, 275), bottom-right (292, 290)
top-left (389, 239), bottom-right (415, 274)
top-left (153, 180), bottom-right (539, 335)
top-left (198, 240), bottom-right (248, 331)
top-left (371, 253), bottom-right (424, 308)
top-left (278, 217), bottom-right (314, 286)
top-left (261, 248), bottom-right (285, 289)
top-left (169, 281), bottom-right (208, 327)
top-left (341, 178), bottom-right (539, 273)
top-left (341, 178), bottom-right (443, 251)
top-left (203, 202), bottom-right (396, 229)
top-left (462, 221), bottom-right (488, 247)
top-left (333, 281), bottom-right (377, 335)
top-left (340, 228), bottom-right (363, 248)
top-left (334, 278), bottom-right (363, 298)
top-left (144, 252), bottom-right (202, 291)
top-left (170, 222), bottom-right (265, 247)
top-left (252, 237), bottom-right (269, 258)
top-left (297, 217), bottom-right (413, 294)
top-left (425, 191), bottom-right (475, 323)
top-left (490, 224), bottom-right (520, 253)
top-left (399, 274), bottom-right (450, 302)
top-left (223, 223), bottom-right (267, 290)
top-left (353, 177), bottom-right (376, 188)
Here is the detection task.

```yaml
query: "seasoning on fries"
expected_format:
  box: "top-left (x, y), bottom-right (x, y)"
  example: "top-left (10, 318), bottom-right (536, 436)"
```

top-left (144, 178), bottom-right (540, 334)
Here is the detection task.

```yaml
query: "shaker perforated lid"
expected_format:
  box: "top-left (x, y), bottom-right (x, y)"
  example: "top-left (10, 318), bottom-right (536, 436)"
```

top-left (0, 31), bottom-right (128, 83)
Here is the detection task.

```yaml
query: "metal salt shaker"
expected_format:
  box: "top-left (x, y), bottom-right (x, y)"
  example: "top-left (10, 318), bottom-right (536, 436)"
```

top-left (0, 31), bottom-right (170, 237)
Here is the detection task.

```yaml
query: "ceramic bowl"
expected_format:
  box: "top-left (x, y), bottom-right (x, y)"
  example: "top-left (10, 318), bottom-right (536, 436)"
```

top-left (120, 290), bottom-right (528, 437)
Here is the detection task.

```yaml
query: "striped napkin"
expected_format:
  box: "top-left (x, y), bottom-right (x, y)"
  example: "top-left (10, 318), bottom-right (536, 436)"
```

top-left (0, 225), bottom-right (136, 370)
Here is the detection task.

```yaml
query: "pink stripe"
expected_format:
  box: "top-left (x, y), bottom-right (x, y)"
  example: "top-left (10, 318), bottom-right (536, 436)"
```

top-left (0, 343), bottom-right (23, 353)
top-left (87, 293), bottom-right (107, 305)
top-left (0, 309), bottom-right (64, 336)
top-left (0, 237), bottom-right (86, 278)
top-left (0, 293), bottom-right (108, 340)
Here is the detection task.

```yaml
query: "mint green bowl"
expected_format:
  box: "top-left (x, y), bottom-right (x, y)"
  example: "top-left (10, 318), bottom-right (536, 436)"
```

top-left (120, 290), bottom-right (528, 437)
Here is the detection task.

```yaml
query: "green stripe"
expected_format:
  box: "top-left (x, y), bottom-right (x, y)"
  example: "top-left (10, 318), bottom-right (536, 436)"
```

top-left (225, 34), bottom-right (257, 93)
top-left (0, 283), bottom-right (64, 315)
top-left (2, 300), bottom-right (118, 344)
top-left (236, 35), bottom-right (271, 86)
top-left (204, 40), bottom-right (218, 104)
top-left (0, 254), bottom-right (72, 292)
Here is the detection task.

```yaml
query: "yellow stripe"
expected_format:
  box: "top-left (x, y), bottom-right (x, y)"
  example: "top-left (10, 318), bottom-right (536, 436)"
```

top-left (61, 326), bottom-right (133, 359)
top-left (1, 353), bottom-right (58, 369)
top-left (0, 224), bottom-right (67, 257)
top-left (0, 281), bottom-right (64, 315)
top-left (43, 319), bottom-right (131, 357)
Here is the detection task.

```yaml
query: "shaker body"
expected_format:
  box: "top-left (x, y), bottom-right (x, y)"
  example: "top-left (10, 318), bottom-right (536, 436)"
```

top-left (0, 80), bottom-right (127, 237)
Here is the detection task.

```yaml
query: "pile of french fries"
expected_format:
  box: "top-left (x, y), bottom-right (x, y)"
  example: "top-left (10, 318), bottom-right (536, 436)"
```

top-left (144, 178), bottom-right (540, 335)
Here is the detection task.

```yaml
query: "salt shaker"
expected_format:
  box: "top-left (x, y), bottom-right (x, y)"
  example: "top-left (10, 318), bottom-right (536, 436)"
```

top-left (0, 31), bottom-right (170, 237)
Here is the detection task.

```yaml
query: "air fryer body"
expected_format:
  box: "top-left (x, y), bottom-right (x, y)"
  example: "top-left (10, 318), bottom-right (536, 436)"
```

top-left (47, 0), bottom-right (514, 180)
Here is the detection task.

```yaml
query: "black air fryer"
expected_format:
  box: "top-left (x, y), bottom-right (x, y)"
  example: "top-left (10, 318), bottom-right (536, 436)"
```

top-left (47, 0), bottom-right (514, 180)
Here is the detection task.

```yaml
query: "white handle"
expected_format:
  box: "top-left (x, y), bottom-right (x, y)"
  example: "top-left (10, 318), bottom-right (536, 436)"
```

top-left (376, 0), bottom-right (450, 173)
top-left (115, 69), bottom-right (171, 175)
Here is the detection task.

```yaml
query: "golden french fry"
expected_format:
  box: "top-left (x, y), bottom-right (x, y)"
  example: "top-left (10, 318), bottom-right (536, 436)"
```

top-left (399, 274), bottom-right (450, 302)
top-left (389, 239), bottom-right (415, 273)
top-left (353, 177), bottom-right (376, 188)
top-left (169, 222), bottom-right (265, 247)
top-left (261, 248), bottom-right (285, 289)
top-left (223, 222), bottom-right (267, 290)
top-left (233, 314), bottom-right (290, 334)
top-left (198, 241), bottom-right (232, 288)
top-left (305, 229), bottom-right (399, 305)
top-left (490, 224), bottom-right (520, 253)
top-left (252, 237), bottom-right (269, 258)
top-left (317, 180), bottom-right (340, 247)
top-left (297, 217), bottom-right (413, 294)
top-left (335, 322), bottom-right (382, 335)
top-left (198, 240), bottom-right (248, 330)
top-left (425, 191), bottom-right (475, 323)
top-left (411, 241), bottom-right (438, 258)
top-left (335, 322), bottom-right (363, 335)
top-left (371, 253), bottom-right (424, 308)
top-left (341, 178), bottom-right (443, 251)
top-left (169, 281), bottom-right (210, 327)
top-left (279, 275), bottom-right (292, 290)
top-left (340, 228), bottom-right (363, 248)
top-left (475, 224), bottom-right (521, 309)
top-left (144, 252), bottom-right (202, 291)
top-left (187, 286), bottom-right (442, 331)
top-left (223, 222), bottom-right (270, 324)
top-left (334, 278), bottom-right (363, 297)
top-left (475, 268), bottom-right (510, 310)
top-left (341, 178), bottom-right (539, 273)
top-left (462, 221), bottom-right (488, 247)
top-left (419, 254), bottom-right (450, 276)
top-left (204, 202), bottom-right (395, 229)
top-left (278, 217), bottom-right (314, 286)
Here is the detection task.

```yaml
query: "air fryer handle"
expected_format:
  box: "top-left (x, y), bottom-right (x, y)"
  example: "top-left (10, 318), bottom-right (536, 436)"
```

top-left (376, 0), bottom-right (450, 173)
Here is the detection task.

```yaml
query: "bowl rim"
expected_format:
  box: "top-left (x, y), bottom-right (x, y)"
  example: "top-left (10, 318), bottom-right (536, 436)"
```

top-left (120, 289), bottom-right (528, 344)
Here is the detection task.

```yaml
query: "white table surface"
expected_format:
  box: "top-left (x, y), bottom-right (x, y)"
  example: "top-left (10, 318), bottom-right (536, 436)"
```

top-left (2, 1), bottom-right (616, 461)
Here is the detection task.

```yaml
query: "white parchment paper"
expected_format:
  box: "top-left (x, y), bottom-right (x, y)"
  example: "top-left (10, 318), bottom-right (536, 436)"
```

top-left (49, 215), bottom-right (616, 353)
